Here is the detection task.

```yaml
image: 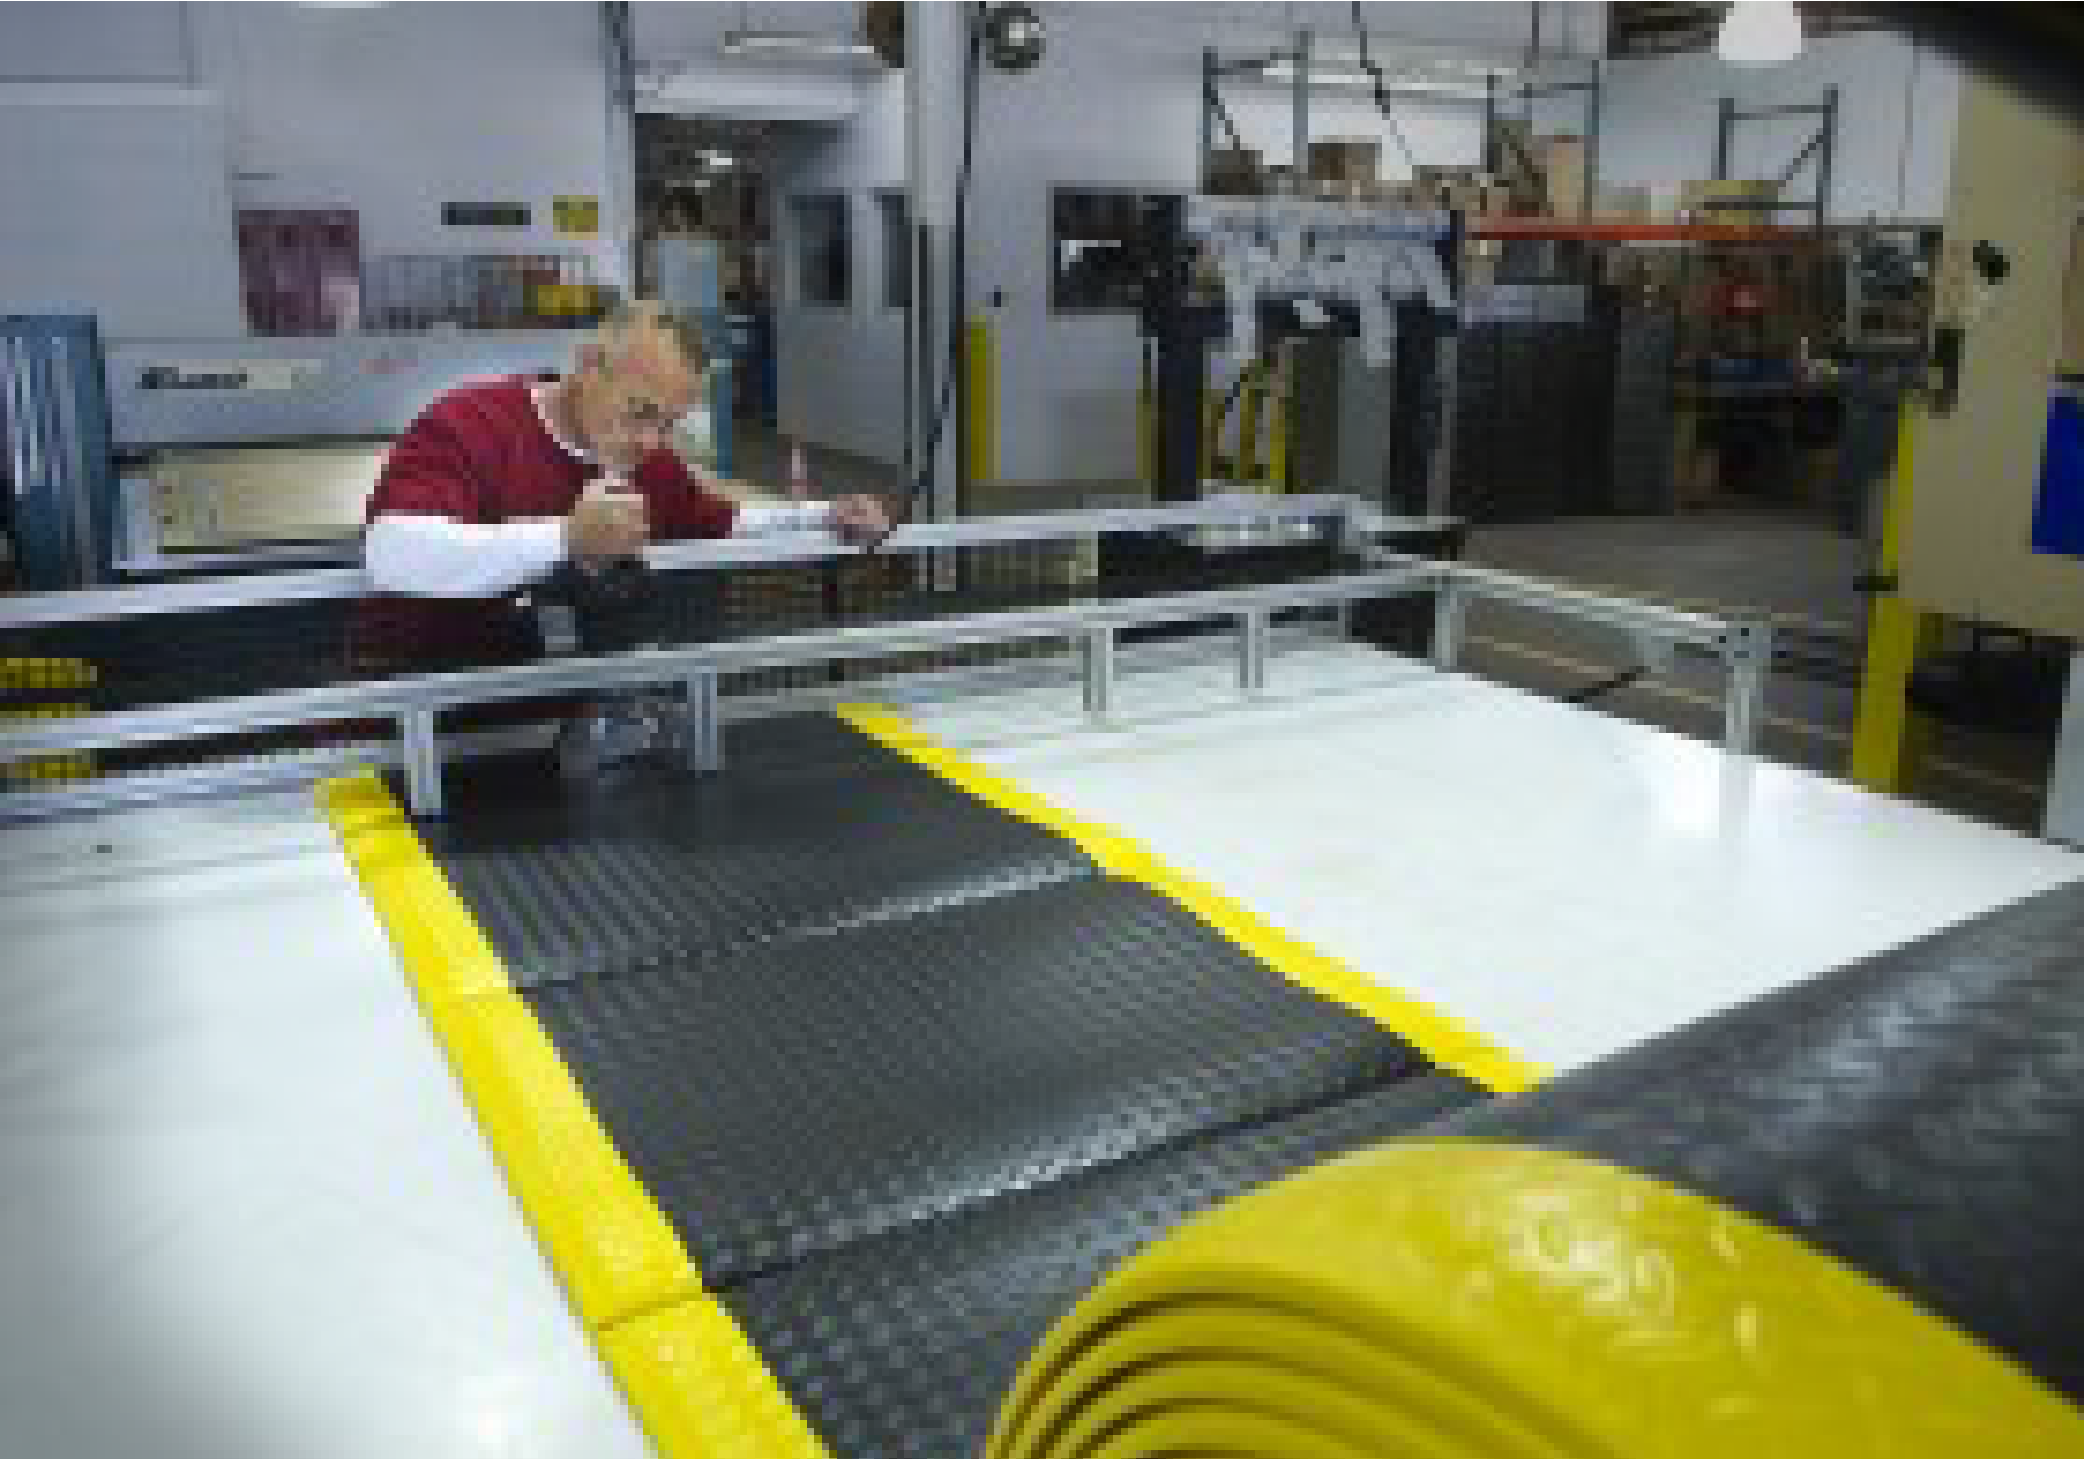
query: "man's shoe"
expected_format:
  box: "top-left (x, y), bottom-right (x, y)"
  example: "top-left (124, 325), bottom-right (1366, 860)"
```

top-left (555, 693), bottom-right (687, 782)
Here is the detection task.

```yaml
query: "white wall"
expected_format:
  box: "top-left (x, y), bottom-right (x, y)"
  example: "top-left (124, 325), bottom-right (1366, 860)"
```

top-left (0, 87), bottom-right (247, 336)
top-left (0, 3), bottom-right (195, 82)
top-left (187, 3), bottom-right (620, 267)
top-left (1597, 30), bottom-right (1961, 222)
top-left (0, 2), bottom-right (622, 339)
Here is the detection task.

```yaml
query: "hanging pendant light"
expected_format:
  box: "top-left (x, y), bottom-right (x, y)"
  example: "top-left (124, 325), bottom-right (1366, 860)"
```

top-left (1716, 1), bottom-right (1804, 66)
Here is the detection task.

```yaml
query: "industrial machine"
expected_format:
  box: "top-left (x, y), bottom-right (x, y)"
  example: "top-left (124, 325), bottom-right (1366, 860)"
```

top-left (1117, 196), bottom-right (1463, 652)
top-left (2, 325), bottom-right (598, 585)
top-left (1849, 70), bottom-right (2084, 843)
top-left (1136, 194), bottom-right (1460, 515)
top-left (102, 332), bottom-right (590, 576)
top-left (2, 315), bottom-right (117, 590)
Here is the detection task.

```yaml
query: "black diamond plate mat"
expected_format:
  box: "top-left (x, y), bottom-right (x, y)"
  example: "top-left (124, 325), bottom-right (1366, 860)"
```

top-left (726, 1074), bottom-right (1487, 1459)
top-left (525, 873), bottom-right (1435, 1287)
top-left (417, 714), bottom-right (1097, 987)
top-left (1440, 878), bottom-right (2084, 1404)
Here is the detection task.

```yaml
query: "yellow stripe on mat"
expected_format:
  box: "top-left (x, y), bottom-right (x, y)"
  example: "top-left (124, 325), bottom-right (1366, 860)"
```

top-left (320, 767), bottom-right (836, 1459)
top-left (604, 1299), bottom-right (840, 1459)
top-left (318, 770), bottom-right (698, 1333)
top-left (837, 704), bottom-right (1543, 1094)
top-left (318, 771), bottom-right (512, 1006)
top-left (436, 991), bottom-right (702, 1330)
top-left (990, 1140), bottom-right (2084, 1459)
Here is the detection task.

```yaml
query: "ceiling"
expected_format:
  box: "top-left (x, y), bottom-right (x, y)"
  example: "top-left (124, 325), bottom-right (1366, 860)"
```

top-left (630, 2), bottom-right (1610, 69)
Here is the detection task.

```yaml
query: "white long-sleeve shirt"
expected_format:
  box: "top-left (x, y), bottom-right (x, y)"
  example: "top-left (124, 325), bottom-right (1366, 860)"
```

top-left (363, 500), bottom-right (837, 598)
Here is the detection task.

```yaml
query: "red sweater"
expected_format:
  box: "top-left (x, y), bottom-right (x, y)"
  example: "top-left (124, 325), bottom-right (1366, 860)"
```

top-left (348, 375), bottom-right (738, 675)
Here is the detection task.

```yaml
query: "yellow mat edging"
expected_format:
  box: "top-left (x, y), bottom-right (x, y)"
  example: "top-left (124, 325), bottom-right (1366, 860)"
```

top-left (990, 1139), bottom-right (2084, 1459)
top-left (604, 1299), bottom-right (843, 1459)
top-left (837, 704), bottom-right (1544, 1094)
top-left (317, 770), bottom-right (700, 1333)
top-left (437, 991), bottom-right (704, 1332)
top-left (317, 767), bottom-right (864, 1459)
top-left (317, 771), bottom-right (513, 1005)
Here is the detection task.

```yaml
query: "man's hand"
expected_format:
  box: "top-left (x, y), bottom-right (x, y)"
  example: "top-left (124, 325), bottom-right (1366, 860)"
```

top-left (829, 493), bottom-right (892, 547)
top-left (566, 491), bottom-right (649, 562)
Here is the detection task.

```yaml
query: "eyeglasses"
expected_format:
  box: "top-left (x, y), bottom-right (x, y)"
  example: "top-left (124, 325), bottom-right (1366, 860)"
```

top-left (617, 395), bottom-right (681, 431)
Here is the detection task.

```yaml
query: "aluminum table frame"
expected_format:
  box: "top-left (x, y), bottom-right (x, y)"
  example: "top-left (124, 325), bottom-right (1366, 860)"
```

top-left (0, 495), bottom-right (1772, 822)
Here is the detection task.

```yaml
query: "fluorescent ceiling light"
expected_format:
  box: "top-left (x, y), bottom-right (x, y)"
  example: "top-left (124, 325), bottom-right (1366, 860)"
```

top-left (1716, 1), bottom-right (1803, 65)
top-left (720, 29), bottom-right (880, 61)
top-left (701, 150), bottom-right (737, 170)
top-left (1256, 59), bottom-right (1491, 100)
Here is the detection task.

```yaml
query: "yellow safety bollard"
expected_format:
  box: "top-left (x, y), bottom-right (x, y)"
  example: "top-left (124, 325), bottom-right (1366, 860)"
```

top-left (965, 315), bottom-right (996, 487)
top-left (1849, 404), bottom-right (1941, 791)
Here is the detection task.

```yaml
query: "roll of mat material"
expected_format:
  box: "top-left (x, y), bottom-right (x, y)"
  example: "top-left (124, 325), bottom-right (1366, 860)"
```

top-left (992, 881), bottom-right (2084, 1459)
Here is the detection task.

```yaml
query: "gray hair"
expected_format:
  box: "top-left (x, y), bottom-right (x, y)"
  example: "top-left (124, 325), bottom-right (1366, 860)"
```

top-left (587, 298), bottom-right (707, 370)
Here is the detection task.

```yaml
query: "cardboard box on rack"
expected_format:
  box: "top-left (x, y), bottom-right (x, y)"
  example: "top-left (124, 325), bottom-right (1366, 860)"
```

top-left (1205, 147), bottom-right (1263, 196)
top-left (1681, 179), bottom-right (1782, 225)
top-left (1538, 135), bottom-right (1588, 218)
top-left (1308, 139), bottom-right (1381, 185)
top-left (1594, 185), bottom-right (1654, 221)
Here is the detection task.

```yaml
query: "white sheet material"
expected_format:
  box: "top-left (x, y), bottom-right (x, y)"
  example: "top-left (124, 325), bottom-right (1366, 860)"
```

top-left (882, 641), bottom-right (2084, 1072)
top-left (0, 794), bottom-right (653, 1459)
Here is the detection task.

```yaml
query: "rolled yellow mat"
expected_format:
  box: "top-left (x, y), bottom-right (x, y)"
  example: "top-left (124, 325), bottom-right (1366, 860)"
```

top-left (990, 1141), bottom-right (2084, 1459)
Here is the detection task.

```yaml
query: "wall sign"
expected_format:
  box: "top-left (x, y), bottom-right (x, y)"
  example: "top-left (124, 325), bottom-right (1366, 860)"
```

top-left (136, 360), bottom-right (324, 392)
top-left (553, 195), bottom-right (601, 237)
top-left (2031, 383), bottom-right (2084, 561)
top-left (442, 202), bottom-right (531, 227)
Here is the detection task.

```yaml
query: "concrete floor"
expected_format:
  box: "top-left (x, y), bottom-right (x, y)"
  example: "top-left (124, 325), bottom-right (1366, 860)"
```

top-left (1465, 509), bottom-right (2056, 834)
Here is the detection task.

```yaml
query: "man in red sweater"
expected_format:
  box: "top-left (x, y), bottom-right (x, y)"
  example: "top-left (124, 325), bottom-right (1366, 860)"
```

top-left (352, 299), bottom-right (888, 677)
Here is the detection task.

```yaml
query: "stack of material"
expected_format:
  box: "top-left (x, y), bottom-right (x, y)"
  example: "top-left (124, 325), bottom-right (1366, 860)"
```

top-left (1681, 178), bottom-right (1783, 225)
top-left (1608, 302), bottom-right (1680, 513)
top-left (1536, 134), bottom-right (1588, 218)
top-left (1204, 147), bottom-right (1263, 197)
top-left (1452, 289), bottom-right (1618, 522)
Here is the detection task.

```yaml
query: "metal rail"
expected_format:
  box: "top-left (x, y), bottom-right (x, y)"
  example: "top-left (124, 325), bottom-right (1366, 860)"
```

top-left (0, 564), bottom-right (1438, 757)
top-left (1368, 544), bottom-right (1776, 757)
top-left (0, 495), bottom-right (1776, 821)
top-left (0, 622), bottom-right (1349, 825)
top-left (0, 493), bottom-right (1369, 628)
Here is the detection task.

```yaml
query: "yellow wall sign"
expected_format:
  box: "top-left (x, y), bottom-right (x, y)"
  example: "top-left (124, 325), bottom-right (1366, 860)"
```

top-left (553, 196), bottom-right (600, 237)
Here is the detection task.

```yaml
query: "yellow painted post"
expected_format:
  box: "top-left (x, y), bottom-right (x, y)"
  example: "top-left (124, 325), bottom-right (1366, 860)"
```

top-left (965, 315), bottom-right (996, 486)
top-left (1236, 362), bottom-right (1263, 485)
top-left (1265, 351), bottom-right (1289, 494)
top-left (1848, 402), bottom-right (1942, 791)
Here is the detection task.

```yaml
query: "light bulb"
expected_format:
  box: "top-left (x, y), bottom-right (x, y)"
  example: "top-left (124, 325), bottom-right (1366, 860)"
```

top-left (1716, 1), bottom-right (1803, 66)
